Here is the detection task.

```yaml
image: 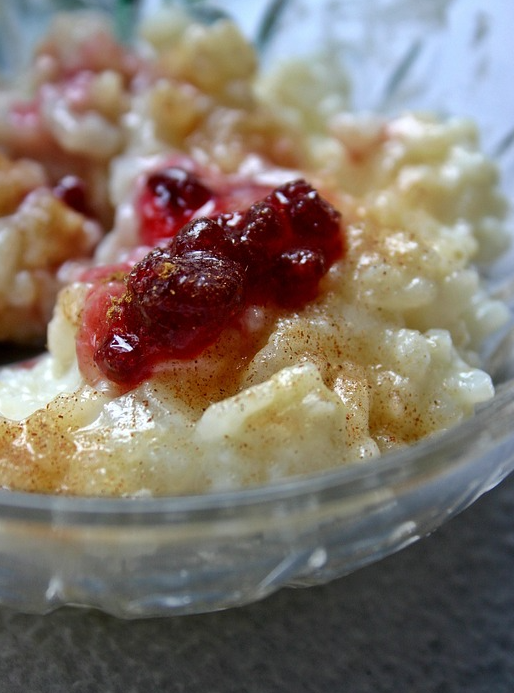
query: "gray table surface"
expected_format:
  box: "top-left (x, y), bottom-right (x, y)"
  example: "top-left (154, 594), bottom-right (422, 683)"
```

top-left (0, 472), bottom-right (513, 692)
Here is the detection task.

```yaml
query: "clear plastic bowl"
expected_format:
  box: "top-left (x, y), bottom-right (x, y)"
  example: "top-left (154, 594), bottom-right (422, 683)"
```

top-left (0, 0), bottom-right (513, 618)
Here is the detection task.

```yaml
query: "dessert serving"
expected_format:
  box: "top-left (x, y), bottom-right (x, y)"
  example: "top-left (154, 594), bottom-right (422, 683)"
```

top-left (0, 6), bottom-right (510, 497)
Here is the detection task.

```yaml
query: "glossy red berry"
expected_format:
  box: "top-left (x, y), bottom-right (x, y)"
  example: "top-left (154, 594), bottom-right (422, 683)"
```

top-left (53, 175), bottom-right (90, 216)
top-left (267, 179), bottom-right (343, 262)
top-left (236, 201), bottom-right (287, 265)
top-left (272, 247), bottom-right (327, 307)
top-left (94, 328), bottom-right (148, 385)
top-left (82, 173), bottom-right (345, 387)
top-left (171, 217), bottom-right (235, 258)
top-left (126, 247), bottom-right (245, 354)
top-left (139, 167), bottom-right (213, 244)
top-left (147, 167), bottom-right (212, 211)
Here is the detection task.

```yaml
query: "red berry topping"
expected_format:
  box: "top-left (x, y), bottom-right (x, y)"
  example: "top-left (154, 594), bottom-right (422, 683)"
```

top-left (79, 172), bottom-right (345, 388)
top-left (272, 247), bottom-right (327, 307)
top-left (139, 167), bottom-right (213, 244)
top-left (171, 217), bottom-right (235, 258)
top-left (94, 325), bottom-right (147, 386)
top-left (75, 275), bottom-right (133, 385)
top-left (267, 179), bottom-right (343, 263)
top-left (53, 175), bottom-right (90, 216)
top-left (126, 248), bottom-right (245, 352)
top-left (237, 201), bottom-right (287, 260)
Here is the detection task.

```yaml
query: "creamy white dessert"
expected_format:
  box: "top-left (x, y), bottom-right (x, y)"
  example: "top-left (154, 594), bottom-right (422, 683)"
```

top-left (0, 153), bottom-right (100, 342)
top-left (0, 9), bottom-right (509, 496)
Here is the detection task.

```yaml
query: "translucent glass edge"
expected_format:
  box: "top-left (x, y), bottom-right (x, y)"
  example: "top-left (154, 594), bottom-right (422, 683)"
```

top-left (0, 376), bottom-right (512, 523)
top-left (1, 419), bottom-right (512, 619)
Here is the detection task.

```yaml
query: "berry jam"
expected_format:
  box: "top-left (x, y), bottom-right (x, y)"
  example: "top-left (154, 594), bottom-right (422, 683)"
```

top-left (137, 162), bottom-right (275, 246)
top-left (80, 173), bottom-right (345, 387)
top-left (138, 167), bottom-right (213, 244)
top-left (53, 175), bottom-right (90, 216)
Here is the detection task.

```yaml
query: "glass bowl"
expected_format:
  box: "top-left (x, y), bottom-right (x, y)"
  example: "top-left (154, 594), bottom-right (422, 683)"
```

top-left (0, 0), bottom-right (513, 618)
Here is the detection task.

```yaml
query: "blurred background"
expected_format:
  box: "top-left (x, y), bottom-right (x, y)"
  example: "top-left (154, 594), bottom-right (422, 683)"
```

top-left (1, 0), bottom-right (512, 192)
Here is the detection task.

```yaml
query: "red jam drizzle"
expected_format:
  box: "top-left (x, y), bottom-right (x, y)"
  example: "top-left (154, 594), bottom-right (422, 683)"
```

top-left (78, 172), bottom-right (345, 388)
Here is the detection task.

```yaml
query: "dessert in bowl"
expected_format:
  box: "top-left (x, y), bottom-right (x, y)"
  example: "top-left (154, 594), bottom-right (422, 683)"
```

top-left (0, 0), bottom-right (512, 616)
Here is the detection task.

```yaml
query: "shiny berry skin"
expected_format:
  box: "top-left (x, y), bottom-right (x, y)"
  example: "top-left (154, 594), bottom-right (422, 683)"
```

top-left (81, 173), bottom-right (345, 388)
top-left (126, 248), bottom-right (245, 353)
top-left (139, 167), bottom-right (213, 244)
top-left (272, 247), bottom-right (327, 307)
top-left (94, 326), bottom-right (148, 386)
top-left (267, 179), bottom-right (343, 262)
top-left (88, 248), bottom-right (246, 384)
top-left (171, 217), bottom-right (235, 258)
top-left (53, 175), bottom-right (90, 216)
top-left (236, 201), bottom-right (287, 266)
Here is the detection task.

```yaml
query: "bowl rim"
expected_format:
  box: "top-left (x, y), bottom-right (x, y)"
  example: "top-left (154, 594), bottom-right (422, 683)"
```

top-left (0, 375), bottom-right (512, 525)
